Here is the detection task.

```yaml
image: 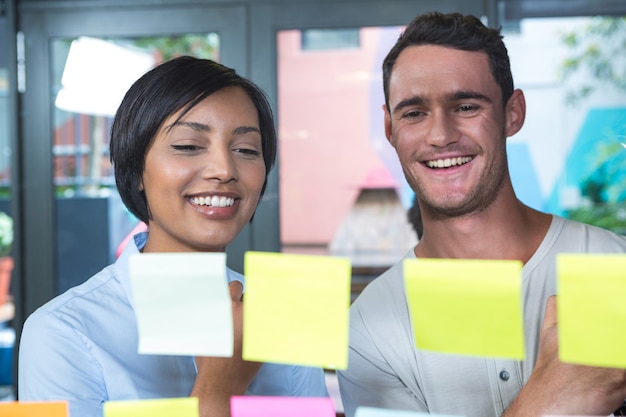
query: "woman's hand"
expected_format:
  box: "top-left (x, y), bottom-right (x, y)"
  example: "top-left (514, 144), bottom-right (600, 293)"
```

top-left (191, 281), bottom-right (262, 417)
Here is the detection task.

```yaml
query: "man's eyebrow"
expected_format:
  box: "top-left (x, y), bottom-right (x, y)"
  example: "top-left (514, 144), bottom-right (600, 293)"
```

top-left (392, 91), bottom-right (493, 114)
top-left (392, 96), bottom-right (426, 115)
top-left (447, 91), bottom-right (492, 103)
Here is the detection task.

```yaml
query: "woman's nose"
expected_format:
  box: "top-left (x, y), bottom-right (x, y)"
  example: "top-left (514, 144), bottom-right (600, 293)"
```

top-left (202, 145), bottom-right (238, 182)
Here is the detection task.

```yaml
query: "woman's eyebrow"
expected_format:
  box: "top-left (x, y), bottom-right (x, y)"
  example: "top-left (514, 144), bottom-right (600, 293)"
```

top-left (233, 126), bottom-right (261, 135)
top-left (165, 120), bottom-right (210, 133)
top-left (164, 122), bottom-right (260, 135)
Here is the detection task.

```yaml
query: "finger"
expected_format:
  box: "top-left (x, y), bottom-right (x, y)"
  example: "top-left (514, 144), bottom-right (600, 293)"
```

top-left (542, 295), bottom-right (558, 330)
top-left (229, 281), bottom-right (244, 302)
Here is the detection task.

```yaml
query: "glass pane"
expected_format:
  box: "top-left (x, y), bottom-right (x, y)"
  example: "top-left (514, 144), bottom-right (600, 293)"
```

top-left (277, 27), bottom-right (418, 273)
top-left (278, 18), bottom-right (626, 296)
top-left (301, 28), bottom-right (360, 50)
top-left (0, 11), bottom-right (15, 403)
top-left (50, 34), bottom-right (220, 293)
top-left (503, 16), bottom-right (626, 235)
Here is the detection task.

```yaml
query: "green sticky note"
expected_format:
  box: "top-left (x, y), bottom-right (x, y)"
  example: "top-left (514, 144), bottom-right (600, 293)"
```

top-left (103, 397), bottom-right (198, 417)
top-left (557, 253), bottom-right (626, 368)
top-left (403, 258), bottom-right (524, 359)
top-left (243, 251), bottom-right (351, 369)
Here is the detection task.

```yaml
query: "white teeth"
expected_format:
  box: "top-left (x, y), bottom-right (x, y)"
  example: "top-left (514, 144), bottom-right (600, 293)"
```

top-left (191, 196), bottom-right (235, 207)
top-left (426, 156), bottom-right (472, 169)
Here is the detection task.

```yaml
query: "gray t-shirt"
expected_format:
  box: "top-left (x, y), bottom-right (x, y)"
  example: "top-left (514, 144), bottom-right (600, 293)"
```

top-left (337, 216), bottom-right (626, 417)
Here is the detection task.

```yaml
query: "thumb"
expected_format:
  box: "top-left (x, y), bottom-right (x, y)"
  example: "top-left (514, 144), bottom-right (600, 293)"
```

top-left (542, 295), bottom-right (558, 331)
top-left (229, 281), bottom-right (244, 302)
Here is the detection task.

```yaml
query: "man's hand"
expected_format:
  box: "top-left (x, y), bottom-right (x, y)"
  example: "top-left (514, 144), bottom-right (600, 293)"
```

top-left (504, 295), bottom-right (626, 416)
top-left (190, 281), bottom-right (262, 417)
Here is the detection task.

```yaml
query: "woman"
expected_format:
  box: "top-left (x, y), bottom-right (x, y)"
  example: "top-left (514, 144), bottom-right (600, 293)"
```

top-left (18, 56), bottom-right (328, 417)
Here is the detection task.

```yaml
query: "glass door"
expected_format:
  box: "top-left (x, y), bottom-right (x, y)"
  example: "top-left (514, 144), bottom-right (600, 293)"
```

top-left (18, 4), bottom-right (248, 317)
top-left (50, 33), bottom-right (222, 294)
top-left (265, 0), bottom-right (487, 299)
top-left (262, 3), bottom-right (488, 413)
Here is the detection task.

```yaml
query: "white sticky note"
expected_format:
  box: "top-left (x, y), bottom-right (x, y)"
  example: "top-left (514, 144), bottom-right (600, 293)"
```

top-left (129, 253), bottom-right (232, 356)
top-left (355, 406), bottom-right (461, 417)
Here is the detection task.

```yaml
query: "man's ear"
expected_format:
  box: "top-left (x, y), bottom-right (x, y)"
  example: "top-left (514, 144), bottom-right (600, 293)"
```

top-left (383, 104), bottom-right (392, 143)
top-left (505, 89), bottom-right (526, 137)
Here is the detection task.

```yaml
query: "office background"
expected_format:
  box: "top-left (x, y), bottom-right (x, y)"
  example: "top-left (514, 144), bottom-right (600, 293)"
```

top-left (0, 0), bottom-right (625, 398)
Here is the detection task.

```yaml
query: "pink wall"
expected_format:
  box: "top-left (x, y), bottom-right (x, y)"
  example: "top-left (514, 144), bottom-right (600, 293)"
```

top-left (278, 28), bottom-right (395, 247)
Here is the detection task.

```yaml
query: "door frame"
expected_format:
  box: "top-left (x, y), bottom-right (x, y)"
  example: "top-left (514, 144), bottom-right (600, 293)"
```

top-left (17, 3), bottom-right (249, 319)
top-left (14, 0), bottom-right (489, 332)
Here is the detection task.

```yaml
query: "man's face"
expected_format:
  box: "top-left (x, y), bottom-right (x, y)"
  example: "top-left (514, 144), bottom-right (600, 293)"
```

top-left (384, 44), bottom-right (521, 219)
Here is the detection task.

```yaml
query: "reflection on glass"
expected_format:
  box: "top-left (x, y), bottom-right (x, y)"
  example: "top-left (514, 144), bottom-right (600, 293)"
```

top-left (503, 16), bottom-right (626, 234)
top-left (0, 67), bottom-right (10, 199)
top-left (50, 34), bottom-right (220, 293)
top-left (0, 15), bottom-right (11, 202)
top-left (277, 18), bottom-right (626, 283)
top-left (51, 34), bottom-right (219, 198)
top-left (301, 28), bottom-right (360, 50)
top-left (0, 12), bottom-right (15, 402)
top-left (277, 27), bottom-right (417, 272)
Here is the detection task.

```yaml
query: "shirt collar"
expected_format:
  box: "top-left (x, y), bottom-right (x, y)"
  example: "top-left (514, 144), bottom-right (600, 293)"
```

top-left (115, 230), bottom-right (244, 310)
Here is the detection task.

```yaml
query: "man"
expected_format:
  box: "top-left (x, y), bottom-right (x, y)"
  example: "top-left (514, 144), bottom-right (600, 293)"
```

top-left (337, 11), bottom-right (626, 417)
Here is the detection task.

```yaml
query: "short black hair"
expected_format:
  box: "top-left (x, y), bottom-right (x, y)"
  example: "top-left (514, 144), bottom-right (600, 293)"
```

top-left (383, 12), bottom-right (514, 109)
top-left (110, 56), bottom-right (277, 224)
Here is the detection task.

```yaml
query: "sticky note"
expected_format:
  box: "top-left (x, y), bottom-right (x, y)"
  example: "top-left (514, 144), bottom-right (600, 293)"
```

top-left (242, 251), bottom-right (351, 369)
top-left (231, 396), bottom-right (335, 417)
top-left (0, 401), bottom-right (67, 417)
top-left (557, 253), bottom-right (626, 367)
top-left (104, 397), bottom-right (198, 417)
top-left (403, 258), bottom-right (524, 359)
top-left (355, 406), bottom-right (460, 417)
top-left (129, 253), bottom-right (232, 356)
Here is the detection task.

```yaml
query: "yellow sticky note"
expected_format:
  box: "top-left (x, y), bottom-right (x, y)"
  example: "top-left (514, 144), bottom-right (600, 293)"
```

top-left (557, 253), bottom-right (626, 368)
top-left (103, 397), bottom-right (198, 417)
top-left (0, 401), bottom-right (67, 417)
top-left (243, 251), bottom-right (351, 369)
top-left (404, 258), bottom-right (524, 359)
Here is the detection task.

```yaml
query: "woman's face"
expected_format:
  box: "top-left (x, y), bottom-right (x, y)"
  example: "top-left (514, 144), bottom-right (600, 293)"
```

top-left (140, 86), bottom-right (266, 253)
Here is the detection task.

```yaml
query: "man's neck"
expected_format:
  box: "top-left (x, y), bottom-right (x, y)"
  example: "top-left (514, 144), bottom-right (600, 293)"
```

top-left (415, 199), bottom-right (552, 263)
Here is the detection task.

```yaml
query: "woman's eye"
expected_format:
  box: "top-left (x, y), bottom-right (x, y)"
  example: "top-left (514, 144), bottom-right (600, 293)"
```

top-left (171, 144), bottom-right (201, 152)
top-left (235, 148), bottom-right (261, 157)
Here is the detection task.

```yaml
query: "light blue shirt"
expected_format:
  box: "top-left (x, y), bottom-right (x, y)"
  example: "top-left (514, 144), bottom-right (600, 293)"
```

top-left (18, 232), bottom-right (328, 417)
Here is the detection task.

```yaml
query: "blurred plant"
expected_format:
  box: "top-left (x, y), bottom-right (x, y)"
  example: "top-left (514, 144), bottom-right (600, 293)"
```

top-left (558, 17), bottom-right (626, 234)
top-left (132, 34), bottom-right (219, 61)
top-left (566, 203), bottom-right (626, 235)
top-left (564, 140), bottom-right (626, 234)
top-left (559, 16), bottom-right (626, 106)
top-left (0, 212), bottom-right (13, 257)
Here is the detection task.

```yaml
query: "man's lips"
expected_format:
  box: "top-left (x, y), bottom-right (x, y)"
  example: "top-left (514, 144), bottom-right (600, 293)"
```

top-left (425, 156), bottom-right (473, 169)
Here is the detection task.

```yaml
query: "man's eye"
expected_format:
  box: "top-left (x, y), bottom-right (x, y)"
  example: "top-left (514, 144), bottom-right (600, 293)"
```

top-left (458, 104), bottom-right (478, 113)
top-left (403, 110), bottom-right (424, 119)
